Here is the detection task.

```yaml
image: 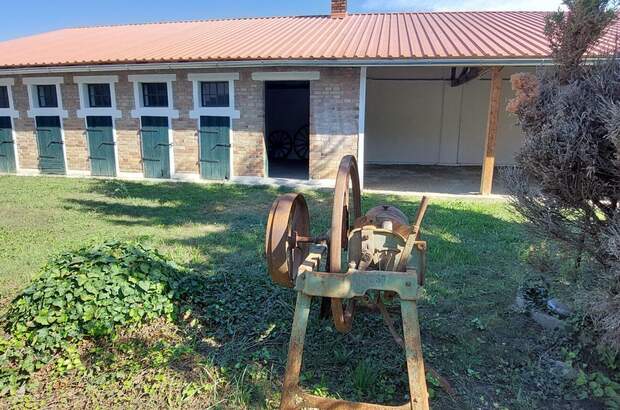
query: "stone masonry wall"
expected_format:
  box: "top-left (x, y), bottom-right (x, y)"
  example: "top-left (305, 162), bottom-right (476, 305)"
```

top-left (1, 66), bottom-right (360, 180)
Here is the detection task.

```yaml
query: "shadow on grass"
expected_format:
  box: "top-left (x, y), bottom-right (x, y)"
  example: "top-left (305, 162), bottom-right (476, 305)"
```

top-left (64, 179), bottom-right (548, 409)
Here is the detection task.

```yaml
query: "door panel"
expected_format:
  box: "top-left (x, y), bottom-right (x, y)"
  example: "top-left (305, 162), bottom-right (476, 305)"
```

top-left (0, 117), bottom-right (16, 173)
top-left (140, 116), bottom-right (170, 179)
top-left (199, 116), bottom-right (230, 180)
top-left (35, 116), bottom-right (65, 174)
top-left (86, 116), bottom-right (116, 177)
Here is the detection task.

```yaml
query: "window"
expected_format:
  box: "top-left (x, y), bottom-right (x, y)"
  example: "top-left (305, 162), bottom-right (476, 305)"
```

top-left (142, 83), bottom-right (168, 107)
top-left (201, 81), bottom-right (229, 107)
top-left (23, 77), bottom-right (67, 119)
top-left (37, 84), bottom-right (58, 108)
top-left (0, 86), bottom-right (9, 109)
top-left (74, 76), bottom-right (121, 119)
top-left (128, 74), bottom-right (178, 119)
top-left (87, 83), bottom-right (112, 108)
top-left (187, 73), bottom-right (239, 120)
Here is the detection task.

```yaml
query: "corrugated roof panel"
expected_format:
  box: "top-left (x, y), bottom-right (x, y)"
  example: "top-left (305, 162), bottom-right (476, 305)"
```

top-left (432, 14), bottom-right (466, 57)
top-left (0, 11), bottom-right (618, 68)
top-left (456, 13), bottom-right (511, 56)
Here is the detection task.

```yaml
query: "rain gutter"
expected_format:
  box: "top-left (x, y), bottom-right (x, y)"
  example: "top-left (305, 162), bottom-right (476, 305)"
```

top-left (0, 58), bottom-right (555, 75)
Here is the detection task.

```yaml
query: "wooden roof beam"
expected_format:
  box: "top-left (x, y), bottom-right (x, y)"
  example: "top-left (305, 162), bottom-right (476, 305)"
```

top-left (450, 66), bottom-right (490, 87)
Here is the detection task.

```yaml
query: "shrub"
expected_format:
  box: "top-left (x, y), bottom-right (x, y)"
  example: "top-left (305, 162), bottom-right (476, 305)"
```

top-left (0, 241), bottom-right (192, 395)
top-left (506, 0), bottom-right (620, 348)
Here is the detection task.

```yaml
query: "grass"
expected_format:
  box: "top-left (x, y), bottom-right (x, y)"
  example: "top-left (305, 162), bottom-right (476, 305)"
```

top-left (0, 175), bottom-right (581, 409)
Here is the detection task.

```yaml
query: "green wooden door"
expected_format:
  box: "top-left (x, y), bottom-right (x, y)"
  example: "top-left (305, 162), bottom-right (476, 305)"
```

top-left (86, 116), bottom-right (116, 177)
top-left (0, 117), bottom-right (16, 173)
top-left (199, 116), bottom-right (230, 180)
top-left (35, 116), bottom-right (65, 174)
top-left (140, 116), bottom-right (170, 179)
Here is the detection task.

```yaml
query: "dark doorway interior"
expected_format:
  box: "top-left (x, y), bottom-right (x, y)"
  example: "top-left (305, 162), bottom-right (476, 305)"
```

top-left (265, 81), bottom-right (309, 179)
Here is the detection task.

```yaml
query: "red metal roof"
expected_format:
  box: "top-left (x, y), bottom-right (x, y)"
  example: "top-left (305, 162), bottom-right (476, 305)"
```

top-left (0, 12), bottom-right (617, 68)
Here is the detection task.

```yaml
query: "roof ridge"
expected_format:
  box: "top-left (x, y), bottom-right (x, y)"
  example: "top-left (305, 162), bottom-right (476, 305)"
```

top-left (64, 10), bottom-right (550, 31)
top-left (66, 15), bottom-right (319, 30)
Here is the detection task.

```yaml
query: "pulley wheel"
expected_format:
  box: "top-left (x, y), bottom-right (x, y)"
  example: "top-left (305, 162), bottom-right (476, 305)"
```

top-left (265, 193), bottom-right (310, 288)
top-left (329, 155), bottom-right (362, 333)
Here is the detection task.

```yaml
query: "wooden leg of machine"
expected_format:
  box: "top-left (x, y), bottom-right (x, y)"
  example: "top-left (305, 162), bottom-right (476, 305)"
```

top-left (280, 292), bottom-right (312, 410)
top-left (401, 300), bottom-right (430, 410)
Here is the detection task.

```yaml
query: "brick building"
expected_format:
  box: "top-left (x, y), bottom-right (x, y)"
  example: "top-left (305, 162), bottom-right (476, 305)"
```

top-left (0, 1), bottom-right (617, 193)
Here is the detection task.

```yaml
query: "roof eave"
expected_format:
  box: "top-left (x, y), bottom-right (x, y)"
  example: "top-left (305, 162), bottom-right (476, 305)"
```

top-left (0, 57), bottom-right (556, 75)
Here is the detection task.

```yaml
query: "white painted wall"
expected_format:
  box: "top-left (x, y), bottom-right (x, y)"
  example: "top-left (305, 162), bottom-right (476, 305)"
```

top-left (365, 66), bottom-right (537, 166)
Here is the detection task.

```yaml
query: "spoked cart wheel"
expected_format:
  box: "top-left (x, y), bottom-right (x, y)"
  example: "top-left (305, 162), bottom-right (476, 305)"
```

top-left (329, 155), bottom-right (362, 333)
top-left (265, 193), bottom-right (311, 288)
top-left (267, 130), bottom-right (292, 160)
top-left (293, 125), bottom-right (309, 160)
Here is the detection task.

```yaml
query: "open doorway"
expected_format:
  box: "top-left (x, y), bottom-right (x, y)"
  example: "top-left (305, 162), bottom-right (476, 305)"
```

top-left (265, 81), bottom-right (309, 179)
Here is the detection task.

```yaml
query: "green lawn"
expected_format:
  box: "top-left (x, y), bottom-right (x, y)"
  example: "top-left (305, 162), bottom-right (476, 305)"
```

top-left (0, 175), bottom-right (572, 409)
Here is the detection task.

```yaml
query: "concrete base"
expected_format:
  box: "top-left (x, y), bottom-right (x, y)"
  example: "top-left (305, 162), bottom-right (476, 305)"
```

top-left (364, 164), bottom-right (508, 198)
top-left (232, 175), bottom-right (333, 189)
top-left (5, 164), bottom-right (512, 199)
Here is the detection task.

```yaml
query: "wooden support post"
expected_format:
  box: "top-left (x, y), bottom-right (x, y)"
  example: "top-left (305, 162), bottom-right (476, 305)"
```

top-left (480, 66), bottom-right (503, 195)
top-left (280, 292), bottom-right (312, 409)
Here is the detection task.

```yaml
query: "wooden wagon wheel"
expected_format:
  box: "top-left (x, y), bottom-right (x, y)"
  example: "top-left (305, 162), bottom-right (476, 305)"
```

top-left (267, 130), bottom-right (292, 160)
top-left (265, 193), bottom-right (310, 288)
top-left (329, 155), bottom-right (362, 333)
top-left (293, 125), bottom-right (309, 160)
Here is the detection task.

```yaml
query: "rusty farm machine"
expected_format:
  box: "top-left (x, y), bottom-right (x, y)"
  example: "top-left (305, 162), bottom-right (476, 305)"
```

top-left (265, 155), bottom-right (431, 409)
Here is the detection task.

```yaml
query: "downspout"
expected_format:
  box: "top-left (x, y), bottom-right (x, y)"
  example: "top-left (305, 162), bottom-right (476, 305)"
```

top-left (357, 66), bottom-right (367, 189)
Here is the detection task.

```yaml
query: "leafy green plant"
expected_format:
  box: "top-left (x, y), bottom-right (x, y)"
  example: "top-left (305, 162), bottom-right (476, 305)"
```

top-left (597, 345), bottom-right (619, 371)
top-left (573, 369), bottom-right (620, 408)
top-left (0, 240), bottom-right (192, 395)
top-left (99, 179), bottom-right (131, 198)
top-left (426, 371), bottom-right (442, 400)
top-left (352, 360), bottom-right (378, 397)
top-left (311, 376), bottom-right (330, 398)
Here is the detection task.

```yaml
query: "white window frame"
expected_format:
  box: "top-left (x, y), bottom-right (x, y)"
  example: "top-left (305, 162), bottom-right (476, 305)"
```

top-left (0, 78), bottom-right (19, 119)
top-left (0, 78), bottom-right (20, 172)
top-left (188, 73), bottom-right (240, 119)
top-left (74, 75), bottom-right (122, 119)
top-left (23, 77), bottom-right (68, 118)
top-left (128, 74), bottom-right (179, 119)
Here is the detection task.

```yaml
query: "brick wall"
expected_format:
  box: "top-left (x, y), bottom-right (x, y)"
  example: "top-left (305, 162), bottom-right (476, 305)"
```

top-left (171, 73), bottom-right (199, 176)
top-left (61, 73), bottom-right (89, 172)
top-left (309, 67), bottom-right (360, 179)
top-left (1, 66), bottom-right (361, 180)
top-left (233, 71), bottom-right (265, 177)
top-left (114, 75), bottom-right (142, 173)
top-left (11, 82), bottom-right (37, 169)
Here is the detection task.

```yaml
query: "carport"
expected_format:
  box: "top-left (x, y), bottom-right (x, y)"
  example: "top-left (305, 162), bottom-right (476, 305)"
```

top-left (360, 65), bottom-right (530, 195)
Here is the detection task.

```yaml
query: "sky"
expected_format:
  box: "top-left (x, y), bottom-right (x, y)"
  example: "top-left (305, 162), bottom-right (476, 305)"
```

top-left (0, 0), bottom-right (564, 42)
